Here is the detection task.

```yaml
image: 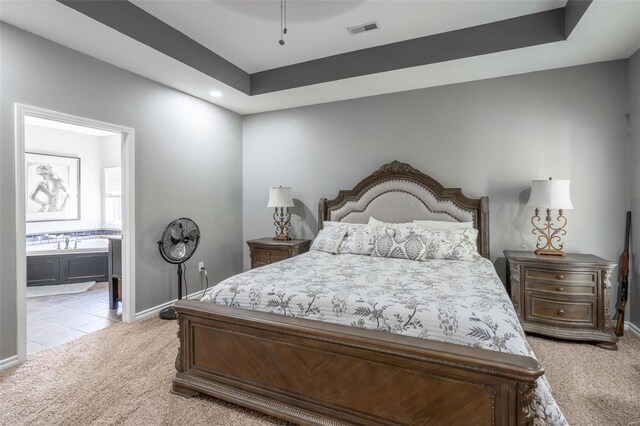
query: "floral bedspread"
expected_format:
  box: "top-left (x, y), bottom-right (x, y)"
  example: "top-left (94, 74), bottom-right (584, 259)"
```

top-left (201, 251), bottom-right (567, 425)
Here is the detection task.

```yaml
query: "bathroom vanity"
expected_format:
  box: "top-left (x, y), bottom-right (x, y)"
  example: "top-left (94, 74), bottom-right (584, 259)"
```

top-left (26, 238), bottom-right (110, 286)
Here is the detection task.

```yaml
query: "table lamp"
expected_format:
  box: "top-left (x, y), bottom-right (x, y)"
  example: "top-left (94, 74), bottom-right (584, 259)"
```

top-left (268, 186), bottom-right (294, 240)
top-left (527, 178), bottom-right (573, 256)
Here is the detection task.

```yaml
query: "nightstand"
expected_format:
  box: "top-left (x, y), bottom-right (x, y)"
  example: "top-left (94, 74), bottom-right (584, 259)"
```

top-left (504, 250), bottom-right (618, 350)
top-left (247, 238), bottom-right (311, 269)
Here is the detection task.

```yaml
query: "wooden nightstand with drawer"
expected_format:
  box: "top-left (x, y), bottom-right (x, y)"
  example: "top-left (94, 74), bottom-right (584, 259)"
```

top-left (504, 250), bottom-right (618, 350)
top-left (247, 238), bottom-right (311, 269)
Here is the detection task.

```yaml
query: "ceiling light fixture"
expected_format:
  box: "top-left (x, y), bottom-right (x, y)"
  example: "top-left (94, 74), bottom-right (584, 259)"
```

top-left (279, 0), bottom-right (288, 46)
top-left (209, 90), bottom-right (222, 98)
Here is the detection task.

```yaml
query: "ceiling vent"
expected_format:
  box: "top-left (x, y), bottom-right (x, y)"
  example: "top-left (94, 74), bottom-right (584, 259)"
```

top-left (347, 22), bottom-right (379, 36)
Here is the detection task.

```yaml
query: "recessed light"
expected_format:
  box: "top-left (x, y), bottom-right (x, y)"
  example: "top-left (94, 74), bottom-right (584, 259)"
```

top-left (209, 90), bottom-right (223, 98)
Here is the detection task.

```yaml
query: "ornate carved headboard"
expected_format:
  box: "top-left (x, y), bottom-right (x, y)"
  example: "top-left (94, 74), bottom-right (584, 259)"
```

top-left (318, 161), bottom-right (490, 259)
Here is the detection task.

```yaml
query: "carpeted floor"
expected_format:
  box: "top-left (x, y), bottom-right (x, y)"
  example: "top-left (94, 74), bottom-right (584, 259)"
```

top-left (0, 317), bottom-right (638, 426)
top-left (527, 334), bottom-right (640, 426)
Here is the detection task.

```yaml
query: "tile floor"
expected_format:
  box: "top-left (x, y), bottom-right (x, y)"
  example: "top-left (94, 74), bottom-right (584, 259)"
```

top-left (27, 282), bottom-right (121, 355)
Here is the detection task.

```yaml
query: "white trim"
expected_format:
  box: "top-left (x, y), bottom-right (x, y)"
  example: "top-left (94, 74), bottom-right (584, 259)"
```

top-left (625, 321), bottom-right (640, 337)
top-left (135, 289), bottom-right (206, 321)
top-left (14, 104), bottom-right (136, 365)
top-left (0, 355), bottom-right (20, 372)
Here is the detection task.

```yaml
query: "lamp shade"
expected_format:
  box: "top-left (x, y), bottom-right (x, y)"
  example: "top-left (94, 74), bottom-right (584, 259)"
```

top-left (527, 178), bottom-right (573, 210)
top-left (267, 186), bottom-right (294, 208)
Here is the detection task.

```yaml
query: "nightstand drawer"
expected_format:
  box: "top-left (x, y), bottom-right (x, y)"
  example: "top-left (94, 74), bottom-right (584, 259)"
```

top-left (524, 268), bottom-right (596, 285)
top-left (247, 238), bottom-right (311, 270)
top-left (253, 249), bottom-right (289, 264)
top-left (526, 296), bottom-right (596, 328)
top-left (525, 281), bottom-right (596, 297)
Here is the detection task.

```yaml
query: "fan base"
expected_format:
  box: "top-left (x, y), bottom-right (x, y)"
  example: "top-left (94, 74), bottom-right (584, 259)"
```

top-left (159, 306), bottom-right (177, 320)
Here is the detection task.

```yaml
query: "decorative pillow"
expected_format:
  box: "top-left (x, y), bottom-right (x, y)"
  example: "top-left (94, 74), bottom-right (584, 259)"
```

top-left (337, 223), bottom-right (394, 255)
top-left (420, 228), bottom-right (479, 261)
top-left (412, 220), bottom-right (474, 231)
top-left (367, 217), bottom-right (421, 239)
top-left (322, 220), bottom-right (348, 229)
top-left (367, 217), bottom-right (414, 228)
top-left (310, 227), bottom-right (347, 254)
top-left (371, 230), bottom-right (428, 261)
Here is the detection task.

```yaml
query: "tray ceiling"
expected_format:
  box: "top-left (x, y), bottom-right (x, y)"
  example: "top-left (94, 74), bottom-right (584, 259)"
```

top-left (1, 0), bottom-right (639, 115)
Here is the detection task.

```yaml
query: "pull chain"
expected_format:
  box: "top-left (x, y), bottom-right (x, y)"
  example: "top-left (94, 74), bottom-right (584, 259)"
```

top-left (279, 0), bottom-right (287, 46)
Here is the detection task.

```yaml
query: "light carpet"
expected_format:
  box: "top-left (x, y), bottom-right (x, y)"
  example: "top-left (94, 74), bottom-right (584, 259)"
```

top-left (0, 317), bottom-right (638, 426)
top-left (26, 281), bottom-right (96, 298)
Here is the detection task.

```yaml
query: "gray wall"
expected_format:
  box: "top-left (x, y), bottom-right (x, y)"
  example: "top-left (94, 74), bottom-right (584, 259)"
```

top-left (629, 49), bottom-right (640, 327)
top-left (243, 60), bottom-right (631, 319)
top-left (0, 24), bottom-right (244, 360)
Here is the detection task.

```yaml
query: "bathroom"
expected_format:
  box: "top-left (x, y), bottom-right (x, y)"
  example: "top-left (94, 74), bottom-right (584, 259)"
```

top-left (24, 116), bottom-right (122, 356)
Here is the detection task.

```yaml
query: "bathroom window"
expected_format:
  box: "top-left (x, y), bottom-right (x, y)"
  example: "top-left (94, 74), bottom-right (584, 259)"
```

top-left (104, 166), bottom-right (122, 227)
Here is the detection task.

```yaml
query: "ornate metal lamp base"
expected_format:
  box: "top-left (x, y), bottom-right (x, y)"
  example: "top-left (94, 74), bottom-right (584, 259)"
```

top-left (531, 208), bottom-right (568, 256)
top-left (272, 207), bottom-right (292, 240)
top-left (535, 248), bottom-right (565, 256)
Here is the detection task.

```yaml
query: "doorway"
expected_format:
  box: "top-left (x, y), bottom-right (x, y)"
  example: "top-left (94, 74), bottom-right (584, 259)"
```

top-left (15, 104), bottom-right (136, 362)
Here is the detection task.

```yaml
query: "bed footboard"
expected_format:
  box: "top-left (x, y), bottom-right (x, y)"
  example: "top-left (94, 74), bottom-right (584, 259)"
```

top-left (172, 300), bottom-right (543, 425)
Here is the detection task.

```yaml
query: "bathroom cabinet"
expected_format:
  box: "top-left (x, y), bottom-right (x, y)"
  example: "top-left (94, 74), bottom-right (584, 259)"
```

top-left (27, 252), bottom-right (108, 286)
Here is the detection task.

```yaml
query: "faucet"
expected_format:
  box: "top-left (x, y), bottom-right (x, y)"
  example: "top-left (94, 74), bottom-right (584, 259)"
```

top-left (64, 235), bottom-right (70, 249)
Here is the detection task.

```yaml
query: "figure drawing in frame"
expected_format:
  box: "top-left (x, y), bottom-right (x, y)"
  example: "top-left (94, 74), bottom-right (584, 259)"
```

top-left (26, 152), bottom-right (80, 222)
top-left (30, 163), bottom-right (69, 212)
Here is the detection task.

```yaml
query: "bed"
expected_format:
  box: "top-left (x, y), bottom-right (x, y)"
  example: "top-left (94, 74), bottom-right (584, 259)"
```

top-left (172, 161), bottom-right (565, 425)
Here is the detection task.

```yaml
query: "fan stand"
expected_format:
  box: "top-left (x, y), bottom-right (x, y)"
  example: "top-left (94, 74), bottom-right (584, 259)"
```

top-left (159, 262), bottom-right (184, 320)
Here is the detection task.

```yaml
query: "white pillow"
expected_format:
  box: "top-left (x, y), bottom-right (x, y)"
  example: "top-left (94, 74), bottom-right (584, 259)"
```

top-left (367, 217), bottom-right (420, 240)
top-left (420, 228), bottom-right (479, 261)
top-left (322, 221), bottom-right (393, 256)
top-left (367, 217), bottom-right (414, 228)
top-left (412, 220), bottom-right (474, 231)
top-left (338, 223), bottom-right (394, 256)
top-left (322, 220), bottom-right (347, 229)
top-left (310, 227), bottom-right (347, 254)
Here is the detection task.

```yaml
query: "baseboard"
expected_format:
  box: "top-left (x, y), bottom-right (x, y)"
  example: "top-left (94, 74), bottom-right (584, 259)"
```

top-left (135, 289), bottom-right (206, 321)
top-left (625, 321), bottom-right (640, 337)
top-left (0, 355), bottom-right (20, 372)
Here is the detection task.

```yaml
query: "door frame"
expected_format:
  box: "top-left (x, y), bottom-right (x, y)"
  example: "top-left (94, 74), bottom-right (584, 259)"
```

top-left (14, 104), bottom-right (136, 362)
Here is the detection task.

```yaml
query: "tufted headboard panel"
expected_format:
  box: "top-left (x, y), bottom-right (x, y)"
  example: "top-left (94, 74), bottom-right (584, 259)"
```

top-left (318, 161), bottom-right (490, 259)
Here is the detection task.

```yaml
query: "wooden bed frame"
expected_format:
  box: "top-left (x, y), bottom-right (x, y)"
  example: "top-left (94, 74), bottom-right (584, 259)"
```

top-left (172, 161), bottom-right (543, 425)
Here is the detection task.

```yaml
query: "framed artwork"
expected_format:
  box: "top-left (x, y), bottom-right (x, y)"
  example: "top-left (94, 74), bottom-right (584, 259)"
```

top-left (26, 152), bottom-right (80, 222)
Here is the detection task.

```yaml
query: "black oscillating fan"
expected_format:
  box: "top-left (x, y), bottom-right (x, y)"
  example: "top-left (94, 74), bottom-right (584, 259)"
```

top-left (157, 218), bottom-right (201, 320)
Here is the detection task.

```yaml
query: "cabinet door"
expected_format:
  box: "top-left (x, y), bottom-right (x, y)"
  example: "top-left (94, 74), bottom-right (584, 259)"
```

top-left (63, 253), bottom-right (109, 283)
top-left (27, 256), bottom-right (61, 287)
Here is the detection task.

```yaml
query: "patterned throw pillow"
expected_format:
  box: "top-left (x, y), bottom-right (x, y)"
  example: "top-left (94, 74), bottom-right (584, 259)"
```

top-left (323, 221), bottom-right (394, 256)
top-left (421, 228), bottom-right (479, 261)
top-left (310, 227), bottom-right (348, 254)
top-left (367, 217), bottom-right (421, 240)
top-left (340, 224), bottom-right (392, 255)
top-left (371, 230), bottom-right (428, 261)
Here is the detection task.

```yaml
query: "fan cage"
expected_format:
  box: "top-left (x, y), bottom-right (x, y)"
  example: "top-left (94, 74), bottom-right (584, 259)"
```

top-left (158, 218), bottom-right (201, 264)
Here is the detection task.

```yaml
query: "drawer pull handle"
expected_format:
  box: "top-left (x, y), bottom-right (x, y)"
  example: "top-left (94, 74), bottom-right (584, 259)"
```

top-left (557, 274), bottom-right (565, 280)
top-left (557, 287), bottom-right (565, 292)
top-left (558, 309), bottom-right (565, 316)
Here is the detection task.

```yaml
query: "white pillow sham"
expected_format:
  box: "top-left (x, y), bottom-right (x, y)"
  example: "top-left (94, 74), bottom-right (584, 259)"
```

top-left (367, 217), bottom-right (414, 228)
